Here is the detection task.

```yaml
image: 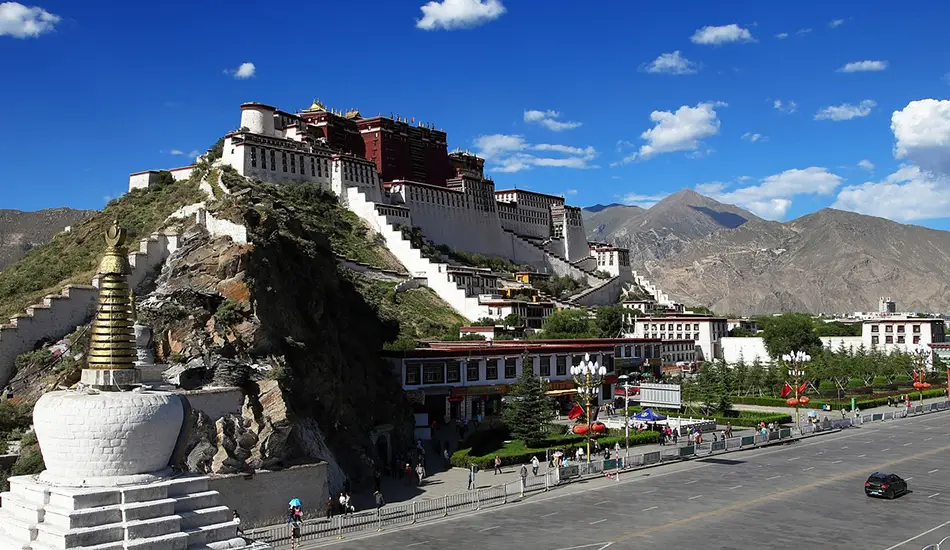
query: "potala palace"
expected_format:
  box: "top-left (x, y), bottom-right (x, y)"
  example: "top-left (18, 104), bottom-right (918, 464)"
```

top-left (129, 100), bottom-right (683, 322)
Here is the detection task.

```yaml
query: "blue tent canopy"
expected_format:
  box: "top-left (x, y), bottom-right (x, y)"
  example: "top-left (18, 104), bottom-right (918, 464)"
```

top-left (633, 408), bottom-right (667, 422)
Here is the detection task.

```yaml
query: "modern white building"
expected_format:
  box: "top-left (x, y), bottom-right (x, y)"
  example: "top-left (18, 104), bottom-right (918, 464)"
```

top-left (862, 317), bottom-right (945, 351)
top-left (623, 313), bottom-right (729, 361)
top-left (588, 242), bottom-right (631, 277)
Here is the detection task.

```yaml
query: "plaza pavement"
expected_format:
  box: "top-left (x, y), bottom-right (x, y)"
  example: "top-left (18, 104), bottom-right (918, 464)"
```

top-left (310, 407), bottom-right (950, 549)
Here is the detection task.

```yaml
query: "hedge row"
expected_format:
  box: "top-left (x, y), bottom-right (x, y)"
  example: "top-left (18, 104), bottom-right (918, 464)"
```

top-left (733, 387), bottom-right (947, 410)
top-left (450, 431), bottom-right (661, 469)
top-left (711, 413), bottom-right (790, 427)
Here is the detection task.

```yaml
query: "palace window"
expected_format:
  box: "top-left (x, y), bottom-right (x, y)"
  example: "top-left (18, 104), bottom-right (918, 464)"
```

top-left (282, 152), bottom-right (287, 172)
top-left (871, 325), bottom-right (879, 332)
top-left (405, 362), bottom-right (421, 386)
top-left (486, 359), bottom-right (499, 380)
top-left (897, 335), bottom-right (905, 344)
top-left (446, 363), bottom-right (461, 384)
top-left (466, 360), bottom-right (480, 382)
top-left (261, 148), bottom-right (267, 170)
top-left (539, 355), bottom-right (551, 377)
top-left (504, 358), bottom-right (517, 379)
top-left (422, 362), bottom-right (445, 385)
top-left (885, 325), bottom-right (892, 333)
top-left (290, 154), bottom-right (296, 174)
top-left (897, 325), bottom-right (905, 333)
top-left (603, 354), bottom-right (614, 373)
top-left (250, 147), bottom-right (257, 168)
top-left (556, 356), bottom-right (567, 376)
top-left (914, 335), bottom-right (921, 344)
top-left (885, 335), bottom-right (893, 344)
top-left (270, 150), bottom-right (276, 170)
top-left (311, 158), bottom-right (315, 176)
top-left (323, 159), bottom-right (328, 174)
top-left (913, 325), bottom-right (921, 333)
top-left (299, 156), bottom-right (305, 175)
top-left (871, 335), bottom-right (879, 345)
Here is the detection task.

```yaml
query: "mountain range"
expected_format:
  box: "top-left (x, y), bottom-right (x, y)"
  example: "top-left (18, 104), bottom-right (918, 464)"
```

top-left (0, 208), bottom-right (95, 271)
top-left (584, 190), bottom-right (950, 316)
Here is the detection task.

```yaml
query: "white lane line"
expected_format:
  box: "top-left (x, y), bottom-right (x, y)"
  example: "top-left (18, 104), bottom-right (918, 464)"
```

top-left (903, 442), bottom-right (913, 446)
top-left (906, 477), bottom-right (914, 481)
top-left (803, 467), bottom-right (815, 471)
top-left (728, 485), bottom-right (742, 490)
top-left (925, 426), bottom-right (934, 430)
top-left (832, 460), bottom-right (843, 464)
top-left (841, 446), bottom-right (849, 449)
top-left (480, 526), bottom-right (499, 532)
top-left (788, 457), bottom-right (801, 461)
top-left (929, 469), bottom-right (940, 474)
top-left (882, 448), bottom-right (891, 452)
top-left (816, 451), bottom-right (825, 455)
top-left (925, 437), bottom-right (934, 441)
top-left (642, 506), bottom-right (658, 512)
top-left (857, 454), bottom-right (867, 458)
top-left (766, 475), bottom-right (782, 480)
top-left (688, 494), bottom-right (703, 500)
top-left (406, 542), bottom-right (429, 548)
top-left (884, 517), bottom-right (950, 550)
top-left (928, 493), bottom-right (941, 499)
top-left (594, 500), bottom-right (610, 506)
top-left (541, 512), bottom-right (559, 518)
top-left (589, 519), bottom-right (607, 525)
top-left (642, 489), bottom-right (658, 495)
top-left (684, 480), bottom-right (698, 485)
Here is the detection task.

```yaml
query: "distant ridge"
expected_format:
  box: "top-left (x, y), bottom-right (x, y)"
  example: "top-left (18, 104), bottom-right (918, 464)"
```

top-left (0, 208), bottom-right (95, 270)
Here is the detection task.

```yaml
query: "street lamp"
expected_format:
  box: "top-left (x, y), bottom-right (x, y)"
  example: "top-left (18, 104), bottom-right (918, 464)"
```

top-left (618, 374), bottom-right (632, 462)
top-left (781, 350), bottom-right (811, 431)
top-left (571, 353), bottom-right (607, 464)
top-left (912, 345), bottom-right (932, 407)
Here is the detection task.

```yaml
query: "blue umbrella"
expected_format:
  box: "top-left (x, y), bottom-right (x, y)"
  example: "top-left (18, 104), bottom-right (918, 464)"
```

top-left (633, 408), bottom-right (667, 422)
top-left (289, 498), bottom-right (302, 507)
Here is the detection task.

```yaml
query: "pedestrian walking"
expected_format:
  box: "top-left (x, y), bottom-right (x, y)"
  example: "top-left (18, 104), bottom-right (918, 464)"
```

top-left (519, 463), bottom-right (528, 495)
top-left (468, 466), bottom-right (476, 490)
top-left (493, 455), bottom-right (502, 475)
top-left (416, 462), bottom-right (425, 485)
top-left (374, 468), bottom-right (381, 493)
top-left (233, 511), bottom-right (243, 535)
top-left (374, 490), bottom-right (385, 512)
top-left (531, 455), bottom-right (540, 476)
top-left (325, 497), bottom-right (334, 519)
top-left (443, 447), bottom-right (450, 468)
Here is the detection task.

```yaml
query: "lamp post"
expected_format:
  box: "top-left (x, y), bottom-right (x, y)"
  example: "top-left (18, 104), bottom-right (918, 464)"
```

top-left (912, 345), bottom-right (931, 407)
top-left (571, 353), bottom-right (607, 464)
top-left (618, 374), bottom-right (632, 462)
top-left (781, 351), bottom-right (811, 431)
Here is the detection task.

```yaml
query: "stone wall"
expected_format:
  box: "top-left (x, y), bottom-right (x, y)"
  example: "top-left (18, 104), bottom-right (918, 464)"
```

top-left (208, 462), bottom-right (328, 526)
top-left (181, 387), bottom-right (244, 420)
top-left (572, 275), bottom-right (624, 307)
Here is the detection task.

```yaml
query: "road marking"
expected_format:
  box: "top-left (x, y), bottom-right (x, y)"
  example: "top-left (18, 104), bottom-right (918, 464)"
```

top-left (925, 437), bottom-right (933, 441)
top-left (788, 457), bottom-right (800, 461)
top-left (816, 451), bottom-right (825, 455)
top-left (882, 448), bottom-right (891, 452)
top-left (642, 506), bottom-right (658, 512)
top-left (928, 493), bottom-right (941, 499)
top-left (589, 519), bottom-right (607, 525)
top-left (766, 475), bottom-right (782, 480)
top-left (479, 526), bottom-right (499, 532)
top-left (642, 489), bottom-right (657, 495)
top-left (832, 460), bottom-right (842, 464)
top-left (557, 543), bottom-right (614, 550)
top-left (541, 512), bottom-right (559, 518)
top-left (906, 477), bottom-right (914, 481)
top-left (857, 454), bottom-right (867, 458)
top-left (594, 500), bottom-right (610, 506)
top-left (684, 480), bottom-right (697, 485)
top-left (929, 469), bottom-right (940, 473)
top-left (688, 494), bottom-right (703, 500)
top-left (903, 442), bottom-right (913, 446)
top-left (406, 542), bottom-right (429, 548)
top-left (841, 446), bottom-right (849, 449)
top-left (728, 485), bottom-right (742, 490)
top-left (803, 467), bottom-right (815, 471)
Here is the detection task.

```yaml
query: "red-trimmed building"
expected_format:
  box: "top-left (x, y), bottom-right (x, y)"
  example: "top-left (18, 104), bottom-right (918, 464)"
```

top-left (382, 338), bottom-right (662, 423)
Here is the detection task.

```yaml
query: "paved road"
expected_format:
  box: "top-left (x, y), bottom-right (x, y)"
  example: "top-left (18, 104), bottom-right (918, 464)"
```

top-left (309, 410), bottom-right (950, 549)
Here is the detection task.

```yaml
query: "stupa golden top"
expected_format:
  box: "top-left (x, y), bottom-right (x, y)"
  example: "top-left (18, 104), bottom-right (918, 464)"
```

top-left (87, 221), bottom-right (137, 370)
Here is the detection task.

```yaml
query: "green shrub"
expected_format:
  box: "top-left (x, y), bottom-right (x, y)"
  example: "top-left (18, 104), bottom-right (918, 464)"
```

top-left (451, 430), bottom-right (660, 468)
top-left (213, 299), bottom-right (245, 327)
top-left (11, 448), bottom-right (44, 476)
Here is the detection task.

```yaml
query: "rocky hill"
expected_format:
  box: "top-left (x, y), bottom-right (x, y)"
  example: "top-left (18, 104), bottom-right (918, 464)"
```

top-left (584, 191), bottom-right (950, 315)
top-left (0, 208), bottom-right (95, 271)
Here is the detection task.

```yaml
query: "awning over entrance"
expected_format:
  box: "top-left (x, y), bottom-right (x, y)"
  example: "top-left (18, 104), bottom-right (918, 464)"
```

top-left (546, 389), bottom-right (577, 396)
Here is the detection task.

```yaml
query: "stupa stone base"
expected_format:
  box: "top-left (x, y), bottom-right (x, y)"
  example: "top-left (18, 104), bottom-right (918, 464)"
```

top-left (0, 474), bottom-right (266, 549)
top-left (80, 368), bottom-right (140, 389)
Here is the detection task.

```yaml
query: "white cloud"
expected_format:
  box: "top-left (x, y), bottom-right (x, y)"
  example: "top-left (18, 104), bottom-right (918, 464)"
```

top-left (741, 132), bottom-right (766, 143)
top-left (775, 32), bottom-right (789, 39)
top-left (225, 62), bottom-right (256, 79)
top-left (473, 133), bottom-right (597, 173)
top-left (0, 2), bottom-right (59, 38)
top-left (623, 102), bottom-right (726, 162)
top-left (620, 193), bottom-right (669, 209)
top-left (833, 166), bottom-right (950, 222)
top-left (815, 99), bottom-right (876, 121)
top-left (891, 99), bottom-right (950, 175)
top-left (796, 28), bottom-right (812, 36)
top-left (564, 189), bottom-right (578, 196)
top-left (838, 60), bottom-right (888, 73)
top-left (857, 159), bottom-right (875, 171)
top-left (690, 24), bottom-right (755, 45)
top-left (523, 109), bottom-right (582, 131)
top-left (829, 19), bottom-right (846, 28)
top-left (699, 167), bottom-right (844, 219)
top-left (773, 99), bottom-right (797, 114)
top-left (168, 149), bottom-right (200, 158)
top-left (416, 0), bottom-right (505, 30)
top-left (642, 51), bottom-right (699, 75)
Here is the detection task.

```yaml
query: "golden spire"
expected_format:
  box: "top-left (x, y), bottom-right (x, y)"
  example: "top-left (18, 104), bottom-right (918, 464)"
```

top-left (87, 221), bottom-right (136, 371)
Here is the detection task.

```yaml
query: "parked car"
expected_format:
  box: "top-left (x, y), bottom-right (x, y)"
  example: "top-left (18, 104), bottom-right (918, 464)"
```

top-left (865, 472), bottom-right (908, 499)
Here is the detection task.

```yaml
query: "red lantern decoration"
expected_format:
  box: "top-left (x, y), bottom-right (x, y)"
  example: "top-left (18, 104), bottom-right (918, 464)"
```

top-left (573, 424), bottom-right (589, 435)
top-left (786, 397), bottom-right (799, 406)
top-left (799, 396), bottom-right (810, 404)
top-left (914, 381), bottom-right (924, 390)
top-left (923, 382), bottom-right (932, 389)
top-left (592, 422), bottom-right (606, 433)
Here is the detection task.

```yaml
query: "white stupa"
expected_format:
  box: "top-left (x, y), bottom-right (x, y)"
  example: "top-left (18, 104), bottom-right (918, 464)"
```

top-left (0, 222), bottom-right (265, 549)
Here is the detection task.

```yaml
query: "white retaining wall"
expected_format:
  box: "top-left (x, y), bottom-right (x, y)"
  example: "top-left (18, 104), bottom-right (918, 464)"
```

top-left (573, 276), bottom-right (625, 307)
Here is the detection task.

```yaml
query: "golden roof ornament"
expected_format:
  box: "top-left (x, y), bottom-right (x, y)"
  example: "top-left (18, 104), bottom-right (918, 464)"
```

top-left (87, 220), bottom-right (137, 372)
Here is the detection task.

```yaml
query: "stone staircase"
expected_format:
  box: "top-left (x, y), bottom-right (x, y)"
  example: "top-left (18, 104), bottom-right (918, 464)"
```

top-left (0, 232), bottom-right (181, 390)
top-left (345, 186), bottom-right (491, 321)
top-left (504, 229), bottom-right (607, 285)
top-left (631, 270), bottom-right (676, 307)
top-left (0, 475), bottom-right (255, 550)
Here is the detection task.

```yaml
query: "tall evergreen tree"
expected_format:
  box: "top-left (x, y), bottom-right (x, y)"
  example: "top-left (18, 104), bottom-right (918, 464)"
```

top-left (502, 368), bottom-right (555, 447)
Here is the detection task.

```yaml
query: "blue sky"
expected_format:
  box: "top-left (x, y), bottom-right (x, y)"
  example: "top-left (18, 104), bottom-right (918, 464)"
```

top-left (3, 1), bottom-right (950, 228)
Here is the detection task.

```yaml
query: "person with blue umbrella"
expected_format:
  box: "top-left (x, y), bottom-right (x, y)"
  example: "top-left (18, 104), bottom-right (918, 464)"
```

top-left (288, 498), bottom-right (303, 540)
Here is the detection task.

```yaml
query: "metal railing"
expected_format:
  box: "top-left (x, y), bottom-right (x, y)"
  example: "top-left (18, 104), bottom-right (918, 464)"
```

top-left (244, 399), bottom-right (950, 548)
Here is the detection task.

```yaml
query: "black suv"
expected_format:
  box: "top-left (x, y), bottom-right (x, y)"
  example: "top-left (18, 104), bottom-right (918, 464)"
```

top-left (865, 472), bottom-right (908, 499)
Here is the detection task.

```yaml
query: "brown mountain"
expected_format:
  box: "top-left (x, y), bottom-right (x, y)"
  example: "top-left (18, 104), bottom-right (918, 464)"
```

top-left (0, 208), bottom-right (95, 270)
top-left (585, 192), bottom-right (950, 315)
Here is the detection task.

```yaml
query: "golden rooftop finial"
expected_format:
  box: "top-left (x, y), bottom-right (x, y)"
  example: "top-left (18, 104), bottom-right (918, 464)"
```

top-left (87, 220), bottom-right (136, 371)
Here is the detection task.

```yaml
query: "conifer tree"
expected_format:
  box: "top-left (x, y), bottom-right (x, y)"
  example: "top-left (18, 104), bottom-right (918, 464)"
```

top-left (502, 368), bottom-right (555, 447)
